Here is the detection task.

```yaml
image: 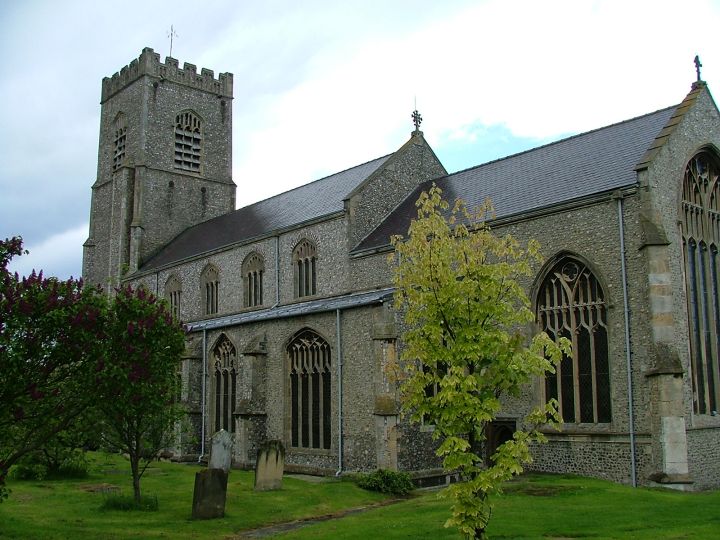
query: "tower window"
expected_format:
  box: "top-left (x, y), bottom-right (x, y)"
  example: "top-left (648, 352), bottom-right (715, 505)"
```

top-left (293, 239), bottom-right (317, 298)
top-left (174, 110), bottom-right (202, 173)
top-left (242, 252), bottom-right (264, 308)
top-left (112, 113), bottom-right (127, 171)
top-left (536, 257), bottom-right (611, 423)
top-left (681, 151), bottom-right (720, 414)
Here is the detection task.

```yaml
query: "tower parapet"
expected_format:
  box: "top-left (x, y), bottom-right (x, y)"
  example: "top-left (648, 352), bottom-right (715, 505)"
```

top-left (101, 47), bottom-right (233, 103)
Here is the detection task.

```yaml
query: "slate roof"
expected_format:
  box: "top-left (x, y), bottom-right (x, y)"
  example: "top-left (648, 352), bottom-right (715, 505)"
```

top-left (354, 105), bottom-right (677, 253)
top-left (141, 154), bottom-right (392, 271)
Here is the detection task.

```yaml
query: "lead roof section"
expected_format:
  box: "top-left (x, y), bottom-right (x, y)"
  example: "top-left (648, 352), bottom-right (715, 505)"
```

top-left (354, 105), bottom-right (677, 253)
top-left (141, 154), bottom-right (392, 271)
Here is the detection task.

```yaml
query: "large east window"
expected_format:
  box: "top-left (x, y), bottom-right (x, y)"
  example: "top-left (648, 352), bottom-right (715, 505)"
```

top-left (536, 257), bottom-right (611, 423)
top-left (681, 151), bottom-right (720, 414)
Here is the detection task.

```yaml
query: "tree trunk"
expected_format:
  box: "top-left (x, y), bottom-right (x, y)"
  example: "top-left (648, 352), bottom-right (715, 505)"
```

top-left (130, 453), bottom-right (141, 504)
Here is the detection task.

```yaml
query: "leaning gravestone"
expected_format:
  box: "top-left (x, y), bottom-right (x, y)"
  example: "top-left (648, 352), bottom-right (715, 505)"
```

top-left (191, 430), bottom-right (233, 519)
top-left (254, 440), bottom-right (285, 491)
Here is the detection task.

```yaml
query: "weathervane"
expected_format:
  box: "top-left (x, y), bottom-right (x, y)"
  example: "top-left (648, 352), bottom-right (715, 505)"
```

top-left (411, 109), bottom-right (422, 132)
top-left (694, 55), bottom-right (702, 82)
top-left (168, 25), bottom-right (179, 58)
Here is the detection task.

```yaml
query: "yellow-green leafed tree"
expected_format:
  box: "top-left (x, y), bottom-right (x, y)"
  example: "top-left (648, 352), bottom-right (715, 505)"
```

top-left (390, 185), bottom-right (570, 539)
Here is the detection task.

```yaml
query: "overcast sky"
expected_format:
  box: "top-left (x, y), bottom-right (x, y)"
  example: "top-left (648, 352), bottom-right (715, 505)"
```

top-left (1, 0), bottom-right (719, 279)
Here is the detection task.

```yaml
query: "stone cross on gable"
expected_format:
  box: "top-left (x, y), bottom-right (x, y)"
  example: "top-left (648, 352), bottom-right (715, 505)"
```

top-left (411, 109), bottom-right (423, 132)
top-left (694, 55), bottom-right (702, 82)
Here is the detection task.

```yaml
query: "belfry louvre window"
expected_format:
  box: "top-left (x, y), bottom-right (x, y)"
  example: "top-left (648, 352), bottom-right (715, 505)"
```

top-left (212, 334), bottom-right (237, 433)
top-left (242, 252), bottom-right (264, 308)
top-left (293, 239), bottom-right (317, 298)
top-left (201, 265), bottom-right (219, 316)
top-left (112, 113), bottom-right (127, 171)
top-left (288, 330), bottom-right (331, 449)
top-left (165, 275), bottom-right (182, 320)
top-left (681, 151), bottom-right (720, 414)
top-left (536, 257), bottom-right (611, 423)
top-left (174, 111), bottom-right (202, 172)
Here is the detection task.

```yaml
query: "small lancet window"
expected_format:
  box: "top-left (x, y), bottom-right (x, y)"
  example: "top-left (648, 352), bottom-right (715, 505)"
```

top-left (681, 151), bottom-right (720, 414)
top-left (536, 257), bottom-right (611, 423)
top-left (212, 334), bottom-right (237, 433)
top-left (201, 264), bottom-right (219, 316)
top-left (165, 274), bottom-right (182, 320)
top-left (112, 113), bottom-right (127, 171)
top-left (174, 110), bottom-right (202, 172)
top-left (242, 252), bottom-right (264, 308)
top-left (293, 239), bottom-right (317, 298)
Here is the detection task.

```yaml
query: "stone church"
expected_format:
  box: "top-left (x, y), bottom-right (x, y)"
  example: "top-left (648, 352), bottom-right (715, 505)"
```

top-left (83, 48), bottom-right (720, 489)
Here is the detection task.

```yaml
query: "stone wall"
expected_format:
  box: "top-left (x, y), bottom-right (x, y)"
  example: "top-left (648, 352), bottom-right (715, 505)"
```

top-left (687, 427), bottom-right (720, 490)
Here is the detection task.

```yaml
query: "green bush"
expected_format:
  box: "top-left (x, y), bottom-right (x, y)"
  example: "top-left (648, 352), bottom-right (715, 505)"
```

top-left (355, 469), bottom-right (414, 496)
top-left (9, 448), bottom-right (90, 481)
top-left (100, 493), bottom-right (159, 512)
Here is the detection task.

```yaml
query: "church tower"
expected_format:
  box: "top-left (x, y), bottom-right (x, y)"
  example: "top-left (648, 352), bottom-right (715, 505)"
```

top-left (82, 48), bottom-right (236, 290)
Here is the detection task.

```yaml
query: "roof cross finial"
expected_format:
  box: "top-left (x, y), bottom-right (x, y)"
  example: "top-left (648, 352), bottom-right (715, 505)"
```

top-left (411, 109), bottom-right (422, 132)
top-left (694, 55), bottom-right (703, 82)
top-left (167, 25), bottom-right (179, 58)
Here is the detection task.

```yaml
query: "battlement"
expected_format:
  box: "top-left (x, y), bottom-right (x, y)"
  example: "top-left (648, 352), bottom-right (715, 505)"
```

top-left (101, 47), bottom-right (233, 102)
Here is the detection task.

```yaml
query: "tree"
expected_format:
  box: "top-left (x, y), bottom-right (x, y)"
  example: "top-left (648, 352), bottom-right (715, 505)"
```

top-left (95, 285), bottom-right (186, 504)
top-left (0, 237), bottom-right (107, 501)
top-left (390, 186), bottom-right (570, 539)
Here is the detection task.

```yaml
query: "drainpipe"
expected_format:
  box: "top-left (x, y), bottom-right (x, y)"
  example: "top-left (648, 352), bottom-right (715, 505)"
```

top-left (198, 328), bottom-right (207, 463)
top-left (274, 235), bottom-right (280, 307)
top-left (617, 195), bottom-right (637, 487)
top-left (335, 308), bottom-right (344, 476)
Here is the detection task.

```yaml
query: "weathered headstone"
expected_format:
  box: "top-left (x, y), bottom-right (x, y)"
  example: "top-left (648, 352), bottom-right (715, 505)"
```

top-left (191, 468), bottom-right (228, 519)
top-left (254, 440), bottom-right (285, 491)
top-left (191, 429), bottom-right (233, 519)
top-left (209, 429), bottom-right (233, 472)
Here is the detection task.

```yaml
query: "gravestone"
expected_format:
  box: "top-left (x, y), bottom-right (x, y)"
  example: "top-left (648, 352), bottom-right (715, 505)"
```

top-left (209, 429), bottom-right (233, 472)
top-left (191, 429), bottom-right (233, 519)
top-left (254, 440), bottom-right (285, 491)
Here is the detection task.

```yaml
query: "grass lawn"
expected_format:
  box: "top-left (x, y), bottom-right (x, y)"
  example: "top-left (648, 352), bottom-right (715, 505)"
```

top-left (1, 453), bottom-right (719, 539)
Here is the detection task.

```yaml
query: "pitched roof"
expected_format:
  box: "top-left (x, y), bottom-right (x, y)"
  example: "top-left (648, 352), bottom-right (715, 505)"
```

top-left (355, 105), bottom-right (677, 253)
top-left (141, 154), bottom-right (391, 271)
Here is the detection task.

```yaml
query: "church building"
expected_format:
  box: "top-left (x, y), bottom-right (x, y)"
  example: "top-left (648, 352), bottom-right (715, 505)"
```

top-left (83, 48), bottom-right (720, 489)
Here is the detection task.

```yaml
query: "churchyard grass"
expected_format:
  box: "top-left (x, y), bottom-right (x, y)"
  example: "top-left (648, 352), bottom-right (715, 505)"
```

top-left (1, 452), bottom-right (719, 539)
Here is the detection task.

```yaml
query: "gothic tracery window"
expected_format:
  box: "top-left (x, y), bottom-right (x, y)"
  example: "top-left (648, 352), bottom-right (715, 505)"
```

top-left (536, 257), bottom-right (611, 423)
top-left (242, 252), bottom-right (264, 308)
top-left (112, 113), bottom-right (127, 171)
top-left (212, 334), bottom-right (237, 433)
top-left (288, 330), bottom-right (331, 449)
top-left (174, 110), bottom-right (202, 172)
top-left (165, 274), bottom-right (182, 320)
top-left (201, 264), bottom-right (219, 316)
top-left (293, 239), bottom-right (317, 298)
top-left (681, 151), bottom-right (720, 414)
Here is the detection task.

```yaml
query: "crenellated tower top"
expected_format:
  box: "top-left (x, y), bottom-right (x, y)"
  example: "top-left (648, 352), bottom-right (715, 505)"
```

top-left (101, 47), bottom-right (233, 103)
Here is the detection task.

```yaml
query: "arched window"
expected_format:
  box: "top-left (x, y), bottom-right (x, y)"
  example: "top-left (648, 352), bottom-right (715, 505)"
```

top-left (293, 239), bottom-right (317, 298)
top-left (212, 334), bottom-right (237, 433)
top-left (288, 330), bottom-right (331, 449)
top-left (201, 264), bottom-right (219, 316)
top-left (112, 113), bottom-right (127, 171)
top-left (536, 257), bottom-right (611, 423)
top-left (174, 110), bottom-right (202, 172)
top-left (681, 151), bottom-right (720, 414)
top-left (165, 274), bottom-right (182, 320)
top-left (242, 252), bottom-right (264, 308)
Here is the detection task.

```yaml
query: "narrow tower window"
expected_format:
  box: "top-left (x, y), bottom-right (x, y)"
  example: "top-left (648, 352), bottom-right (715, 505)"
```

top-left (681, 151), bottom-right (720, 414)
top-left (112, 113), bottom-right (127, 171)
top-left (293, 239), bottom-right (317, 298)
top-left (242, 252), bottom-right (265, 308)
top-left (174, 110), bottom-right (202, 172)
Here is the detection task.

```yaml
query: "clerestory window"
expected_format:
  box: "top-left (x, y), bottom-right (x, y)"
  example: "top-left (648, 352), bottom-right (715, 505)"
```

top-left (681, 151), bottom-right (720, 414)
top-left (165, 274), bottom-right (182, 320)
top-left (174, 110), bottom-right (202, 173)
top-left (212, 334), bottom-right (237, 433)
top-left (242, 252), bottom-right (264, 308)
top-left (293, 239), bottom-right (317, 298)
top-left (536, 257), bottom-right (611, 423)
top-left (201, 264), bottom-right (219, 316)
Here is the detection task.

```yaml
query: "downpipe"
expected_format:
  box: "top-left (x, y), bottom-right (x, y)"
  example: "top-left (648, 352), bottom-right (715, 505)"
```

top-left (335, 308), bottom-right (344, 476)
top-left (198, 328), bottom-right (207, 463)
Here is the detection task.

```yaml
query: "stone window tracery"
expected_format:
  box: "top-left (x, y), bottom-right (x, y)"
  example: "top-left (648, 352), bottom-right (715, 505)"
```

top-left (681, 151), bottom-right (720, 414)
top-left (212, 334), bottom-right (237, 433)
top-left (293, 239), bottom-right (317, 298)
top-left (165, 274), bottom-right (182, 320)
top-left (242, 252), bottom-right (264, 308)
top-left (201, 264), bottom-right (219, 316)
top-left (112, 113), bottom-right (127, 171)
top-left (174, 110), bottom-right (202, 173)
top-left (288, 330), bottom-right (331, 449)
top-left (536, 257), bottom-right (611, 423)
